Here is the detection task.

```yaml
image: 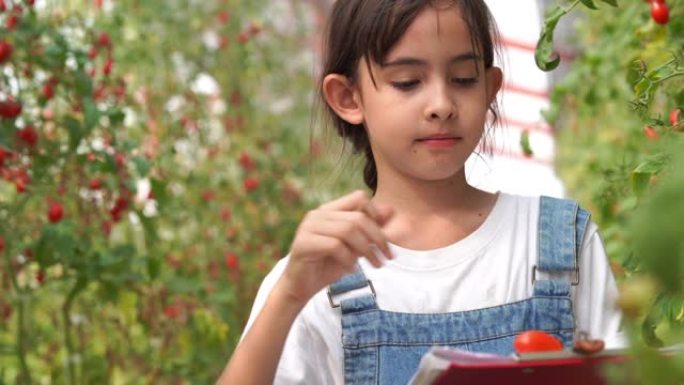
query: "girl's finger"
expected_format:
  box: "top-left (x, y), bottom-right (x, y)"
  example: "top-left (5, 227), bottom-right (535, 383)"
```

top-left (322, 211), bottom-right (393, 260)
top-left (319, 190), bottom-right (369, 212)
top-left (309, 234), bottom-right (358, 270)
top-left (312, 215), bottom-right (386, 268)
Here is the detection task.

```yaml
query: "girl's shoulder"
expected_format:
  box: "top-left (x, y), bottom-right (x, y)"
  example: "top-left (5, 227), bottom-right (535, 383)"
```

top-left (497, 192), bottom-right (589, 217)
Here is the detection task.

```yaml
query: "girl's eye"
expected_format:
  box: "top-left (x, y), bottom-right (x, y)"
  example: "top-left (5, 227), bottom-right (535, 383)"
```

top-left (451, 77), bottom-right (477, 85)
top-left (391, 80), bottom-right (419, 90)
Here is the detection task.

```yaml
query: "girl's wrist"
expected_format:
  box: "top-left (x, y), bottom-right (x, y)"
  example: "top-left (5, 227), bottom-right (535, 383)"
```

top-left (271, 276), bottom-right (312, 312)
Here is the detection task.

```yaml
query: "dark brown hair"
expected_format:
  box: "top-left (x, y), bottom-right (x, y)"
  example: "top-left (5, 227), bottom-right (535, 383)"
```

top-left (319, 0), bottom-right (502, 193)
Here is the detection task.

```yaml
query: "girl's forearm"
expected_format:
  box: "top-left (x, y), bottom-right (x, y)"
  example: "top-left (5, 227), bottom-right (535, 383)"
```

top-left (216, 278), bottom-right (307, 385)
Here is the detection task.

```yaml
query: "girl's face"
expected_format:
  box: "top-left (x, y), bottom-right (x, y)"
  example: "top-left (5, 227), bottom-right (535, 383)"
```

top-left (354, 5), bottom-right (501, 187)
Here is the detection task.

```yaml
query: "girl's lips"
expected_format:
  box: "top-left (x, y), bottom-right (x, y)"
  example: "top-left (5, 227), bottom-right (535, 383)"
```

top-left (416, 137), bottom-right (461, 148)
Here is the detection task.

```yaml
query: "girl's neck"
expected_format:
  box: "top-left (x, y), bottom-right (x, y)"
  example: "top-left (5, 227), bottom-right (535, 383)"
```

top-left (372, 169), bottom-right (489, 216)
top-left (371, 169), bottom-right (499, 250)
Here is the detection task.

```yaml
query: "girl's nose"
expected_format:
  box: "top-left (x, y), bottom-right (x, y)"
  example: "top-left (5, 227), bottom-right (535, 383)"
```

top-left (425, 83), bottom-right (455, 121)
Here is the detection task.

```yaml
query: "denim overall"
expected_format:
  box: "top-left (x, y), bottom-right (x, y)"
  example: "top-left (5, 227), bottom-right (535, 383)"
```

top-left (327, 196), bottom-right (591, 385)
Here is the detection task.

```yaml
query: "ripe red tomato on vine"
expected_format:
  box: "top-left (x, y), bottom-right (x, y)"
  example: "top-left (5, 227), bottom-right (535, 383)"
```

top-left (244, 176), bottom-right (260, 192)
top-left (42, 82), bottom-right (56, 100)
top-left (645, 0), bottom-right (669, 24)
top-left (0, 100), bottom-right (22, 119)
top-left (224, 252), bottom-right (239, 271)
top-left (0, 40), bottom-right (12, 63)
top-left (18, 126), bottom-right (38, 146)
top-left (48, 202), bottom-right (64, 223)
top-left (89, 178), bottom-right (103, 190)
top-left (6, 14), bottom-right (19, 30)
top-left (643, 126), bottom-right (660, 141)
top-left (0, 146), bottom-right (7, 167)
top-left (670, 108), bottom-right (681, 126)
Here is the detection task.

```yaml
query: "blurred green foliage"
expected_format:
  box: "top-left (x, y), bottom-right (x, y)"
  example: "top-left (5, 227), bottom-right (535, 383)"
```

top-left (539, 0), bottom-right (683, 383)
top-left (0, 1), bottom-right (361, 384)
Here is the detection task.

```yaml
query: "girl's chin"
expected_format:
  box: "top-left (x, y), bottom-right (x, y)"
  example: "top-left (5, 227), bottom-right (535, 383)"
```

top-left (409, 168), bottom-right (466, 183)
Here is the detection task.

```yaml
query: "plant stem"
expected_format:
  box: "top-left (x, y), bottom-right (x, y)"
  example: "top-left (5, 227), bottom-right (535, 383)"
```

top-left (2, 197), bottom-right (32, 385)
top-left (655, 71), bottom-right (684, 84)
top-left (16, 295), bottom-right (32, 385)
top-left (62, 279), bottom-right (83, 385)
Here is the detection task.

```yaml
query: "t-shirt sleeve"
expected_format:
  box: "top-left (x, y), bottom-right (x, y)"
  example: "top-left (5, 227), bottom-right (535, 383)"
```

top-left (573, 222), bottom-right (628, 348)
top-left (239, 258), bottom-right (334, 385)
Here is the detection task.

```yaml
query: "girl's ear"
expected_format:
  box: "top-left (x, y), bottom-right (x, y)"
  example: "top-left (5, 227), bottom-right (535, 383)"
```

top-left (322, 74), bottom-right (364, 125)
top-left (486, 67), bottom-right (503, 104)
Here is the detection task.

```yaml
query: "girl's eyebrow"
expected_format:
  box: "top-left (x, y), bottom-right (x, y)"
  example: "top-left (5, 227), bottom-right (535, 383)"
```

top-left (380, 52), bottom-right (480, 68)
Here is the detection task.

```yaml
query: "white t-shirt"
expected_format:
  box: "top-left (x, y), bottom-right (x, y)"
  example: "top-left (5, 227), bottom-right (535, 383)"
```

top-left (241, 193), bottom-right (626, 385)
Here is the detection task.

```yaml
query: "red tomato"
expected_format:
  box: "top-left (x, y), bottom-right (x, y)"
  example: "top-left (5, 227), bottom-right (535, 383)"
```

top-left (17, 126), bottom-right (38, 146)
top-left (0, 100), bottom-right (22, 119)
top-left (651, 1), bottom-right (669, 25)
top-left (513, 330), bottom-right (564, 353)
top-left (243, 176), bottom-right (260, 192)
top-left (670, 108), bottom-right (681, 126)
top-left (89, 178), bottom-right (103, 190)
top-left (97, 32), bottom-right (111, 48)
top-left (48, 202), bottom-right (64, 223)
top-left (42, 83), bottom-right (55, 100)
top-left (643, 126), bottom-right (659, 141)
top-left (224, 252), bottom-right (239, 271)
top-left (0, 40), bottom-right (12, 63)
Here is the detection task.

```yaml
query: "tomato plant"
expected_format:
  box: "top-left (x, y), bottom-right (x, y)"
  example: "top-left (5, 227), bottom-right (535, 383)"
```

top-left (0, 0), bottom-right (352, 384)
top-left (537, 0), bottom-right (684, 383)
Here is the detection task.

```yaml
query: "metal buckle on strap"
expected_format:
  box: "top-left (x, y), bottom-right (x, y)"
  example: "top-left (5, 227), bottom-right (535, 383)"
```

top-left (532, 265), bottom-right (580, 286)
top-left (327, 280), bottom-right (376, 308)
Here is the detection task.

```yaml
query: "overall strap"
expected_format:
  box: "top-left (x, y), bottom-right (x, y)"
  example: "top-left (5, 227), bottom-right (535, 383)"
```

top-left (534, 196), bottom-right (591, 297)
top-left (327, 265), bottom-right (378, 313)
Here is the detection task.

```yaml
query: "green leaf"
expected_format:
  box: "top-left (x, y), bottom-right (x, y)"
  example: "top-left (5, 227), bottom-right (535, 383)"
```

top-left (108, 108), bottom-right (126, 126)
top-left (97, 280), bottom-right (121, 303)
top-left (632, 153), bottom-right (669, 197)
top-left (133, 157), bottom-right (151, 176)
top-left (147, 255), bottom-right (161, 280)
top-left (83, 99), bottom-right (100, 131)
top-left (43, 44), bottom-right (66, 68)
top-left (35, 223), bottom-right (78, 268)
top-left (74, 71), bottom-right (93, 97)
top-left (626, 59), bottom-right (646, 87)
top-left (579, 0), bottom-right (598, 10)
top-left (150, 178), bottom-right (169, 204)
top-left (35, 227), bottom-right (59, 268)
top-left (140, 215), bottom-right (159, 242)
top-left (599, 0), bottom-right (618, 7)
top-left (634, 153), bottom-right (669, 174)
top-left (64, 117), bottom-right (83, 151)
top-left (520, 130), bottom-right (534, 156)
top-left (631, 172), bottom-right (650, 198)
top-left (535, 6), bottom-right (567, 72)
top-left (168, 276), bottom-right (200, 294)
top-left (641, 313), bottom-right (664, 348)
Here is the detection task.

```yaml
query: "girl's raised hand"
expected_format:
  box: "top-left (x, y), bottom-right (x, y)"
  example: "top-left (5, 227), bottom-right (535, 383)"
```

top-left (278, 190), bottom-right (394, 306)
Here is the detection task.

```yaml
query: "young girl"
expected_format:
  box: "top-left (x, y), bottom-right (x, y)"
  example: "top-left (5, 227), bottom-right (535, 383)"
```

top-left (218, 0), bottom-right (624, 384)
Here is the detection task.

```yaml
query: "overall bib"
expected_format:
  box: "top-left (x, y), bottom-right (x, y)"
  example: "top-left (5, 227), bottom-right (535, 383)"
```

top-left (327, 196), bottom-right (591, 385)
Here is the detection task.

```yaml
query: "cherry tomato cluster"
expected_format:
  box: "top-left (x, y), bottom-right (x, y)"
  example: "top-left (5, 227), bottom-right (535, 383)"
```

top-left (644, 0), bottom-right (670, 25)
top-left (642, 107), bottom-right (682, 141)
